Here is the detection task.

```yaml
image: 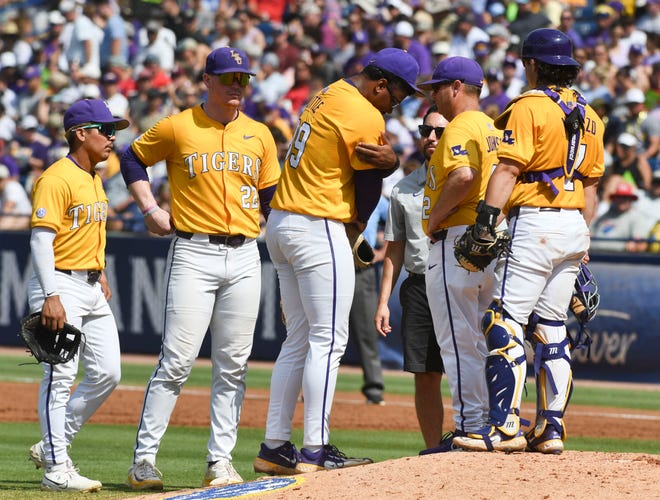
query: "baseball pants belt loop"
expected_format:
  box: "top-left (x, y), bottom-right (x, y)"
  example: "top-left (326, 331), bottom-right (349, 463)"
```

top-left (175, 229), bottom-right (246, 248)
top-left (55, 268), bottom-right (102, 285)
top-left (431, 229), bottom-right (448, 242)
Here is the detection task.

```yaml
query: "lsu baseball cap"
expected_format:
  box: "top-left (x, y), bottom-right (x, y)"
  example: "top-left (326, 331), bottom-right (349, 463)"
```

top-left (365, 47), bottom-right (423, 96)
top-left (418, 56), bottom-right (484, 90)
top-left (204, 47), bottom-right (255, 75)
top-left (63, 98), bottom-right (130, 132)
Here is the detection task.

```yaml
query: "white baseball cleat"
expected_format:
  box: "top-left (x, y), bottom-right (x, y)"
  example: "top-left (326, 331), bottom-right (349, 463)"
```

top-left (127, 460), bottom-right (163, 490)
top-left (29, 441), bottom-right (46, 469)
top-left (203, 458), bottom-right (243, 486)
top-left (41, 465), bottom-right (102, 492)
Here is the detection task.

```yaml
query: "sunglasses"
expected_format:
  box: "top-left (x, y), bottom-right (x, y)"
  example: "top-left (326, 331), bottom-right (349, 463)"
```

top-left (217, 72), bottom-right (251, 87)
top-left (78, 123), bottom-right (116, 138)
top-left (385, 82), bottom-right (402, 108)
top-left (418, 125), bottom-right (445, 138)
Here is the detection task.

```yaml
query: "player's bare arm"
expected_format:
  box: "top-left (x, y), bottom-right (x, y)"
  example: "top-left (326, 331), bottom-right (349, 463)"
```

top-left (355, 132), bottom-right (399, 170)
top-left (374, 240), bottom-right (405, 336)
top-left (484, 159), bottom-right (522, 219)
top-left (99, 271), bottom-right (112, 301)
top-left (427, 166), bottom-right (474, 236)
top-left (127, 179), bottom-right (173, 236)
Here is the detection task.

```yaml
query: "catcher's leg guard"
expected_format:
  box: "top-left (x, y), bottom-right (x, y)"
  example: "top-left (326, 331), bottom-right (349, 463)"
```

top-left (481, 301), bottom-right (527, 437)
top-left (526, 319), bottom-right (572, 454)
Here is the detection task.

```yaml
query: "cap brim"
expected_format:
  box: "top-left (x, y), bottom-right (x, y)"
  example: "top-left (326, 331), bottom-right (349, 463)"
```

top-left (417, 79), bottom-right (446, 90)
top-left (208, 68), bottom-right (256, 76)
top-left (102, 118), bottom-right (130, 130)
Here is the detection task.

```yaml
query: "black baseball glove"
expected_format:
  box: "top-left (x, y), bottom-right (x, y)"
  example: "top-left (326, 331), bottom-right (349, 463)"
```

top-left (454, 201), bottom-right (510, 272)
top-left (19, 312), bottom-right (83, 364)
top-left (345, 223), bottom-right (375, 269)
top-left (454, 226), bottom-right (511, 272)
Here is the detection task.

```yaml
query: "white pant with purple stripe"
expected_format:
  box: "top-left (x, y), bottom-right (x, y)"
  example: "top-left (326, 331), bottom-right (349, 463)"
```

top-left (28, 272), bottom-right (121, 470)
top-left (426, 224), bottom-right (494, 434)
top-left (264, 209), bottom-right (355, 448)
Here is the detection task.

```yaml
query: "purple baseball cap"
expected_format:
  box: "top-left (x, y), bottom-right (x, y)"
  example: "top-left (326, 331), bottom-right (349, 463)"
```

top-left (418, 56), bottom-right (484, 90)
top-left (365, 47), bottom-right (423, 96)
top-left (63, 99), bottom-right (130, 132)
top-left (204, 47), bottom-right (255, 75)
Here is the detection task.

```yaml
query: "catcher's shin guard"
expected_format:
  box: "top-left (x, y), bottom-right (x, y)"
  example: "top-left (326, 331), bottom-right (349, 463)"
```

top-left (528, 320), bottom-right (573, 442)
top-left (481, 301), bottom-right (527, 436)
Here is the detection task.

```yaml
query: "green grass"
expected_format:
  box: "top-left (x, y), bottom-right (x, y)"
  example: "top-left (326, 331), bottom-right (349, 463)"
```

top-left (1, 352), bottom-right (658, 498)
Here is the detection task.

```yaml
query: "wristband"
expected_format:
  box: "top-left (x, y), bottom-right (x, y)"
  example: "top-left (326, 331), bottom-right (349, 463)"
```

top-left (142, 204), bottom-right (159, 217)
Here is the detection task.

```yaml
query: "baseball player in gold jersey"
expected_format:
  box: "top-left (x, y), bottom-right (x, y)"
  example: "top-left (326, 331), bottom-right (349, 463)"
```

top-left (453, 29), bottom-right (604, 454)
top-left (120, 47), bottom-right (280, 489)
top-left (253, 48), bottom-right (422, 475)
top-left (26, 99), bottom-right (128, 492)
top-left (417, 58), bottom-right (500, 454)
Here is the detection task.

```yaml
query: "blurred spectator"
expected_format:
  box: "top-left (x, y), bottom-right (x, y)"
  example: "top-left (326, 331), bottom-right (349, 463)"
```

top-left (637, 0), bottom-right (660, 35)
top-left (43, 10), bottom-right (67, 73)
top-left (137, 89), bottom-right (171, 133)
top-left (608, 132), bottom-right (652, 191)
top-left (128, 69), bottom-right (153, 123)
top-left (0, 52), bottom-right (19, 118)
top-left (252, 52), bottom-right (290, 106)
top-left (582, 66), bottom-right (614, 105)
top-left (480, 68), bottom-right (509, 117)
top-left (140, 54), bottom-right (173, 89)
top-left (101, 71), bottom-right (129, 118)
top-left (107, 55), bottom-right (135, 97)
top-left (483, 23), bottom-right (510, 73)
top-left (309, 44), bottom-right (341, 85)
top-left (174, 37), bottom-right (206, 81)
top-left (637, 170), bottom-right (660, 241)
top-left (0, 163), bottom-right (31, 230)
top-left (136, 18), bottom-right (176, 73)
top-left (558, 9), bottom-right (584, 49)
top-left (270, 24), bottom-right (302, 73)
top-left (584, 4), bottom-right (617, 48)
top-left (627, 44), bottom-right (650, 92)
top-left (17, 66), bottom-right (47, 120)
top-left (392, 20), bottom-right (433, 80)
top-left (44, 113), bottom-right (68, 165)
top-left (502, 56), bottom-right (525, 99)
top-left (590, 182), bottom-right (649, 252)
top-left (12, 115), bottom-right (49, 191)
top-left (284, 60), bottom-right (312, 115)
top-left (508, 0), bottom-right (551, 41)
top-left (448, 12), bottom-right (489, 59)
top-left (0, 103), bottom-right (16, 143)
top-left (604, 88), bottom-right (648, 155)
top-left (92, 0), bottom-right (129, 70)
top-left (62, 0), bottom-right (103, 78)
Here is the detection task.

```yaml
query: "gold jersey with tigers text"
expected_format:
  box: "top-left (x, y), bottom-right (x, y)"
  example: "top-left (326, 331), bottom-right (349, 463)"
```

top-left (31, 157), bottom-right (107, 271)
top-left (130, 106), bottom-right (281, 237)
top-left (422, 110), bottom-right (500, 233)
top-left (271, 79), bottom-right (389, 223)
top-left (495, 88), bottom-right (605, 211)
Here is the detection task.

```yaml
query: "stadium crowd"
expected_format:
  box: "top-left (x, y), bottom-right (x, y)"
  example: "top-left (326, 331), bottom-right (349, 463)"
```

top-left (0, 0), bottom-right (659, 250)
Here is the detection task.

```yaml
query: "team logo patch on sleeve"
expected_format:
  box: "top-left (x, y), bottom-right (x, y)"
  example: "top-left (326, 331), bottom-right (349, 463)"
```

top-left (36, 208), bottom-right (46, 218)
top-left (502, 130), bottom-right (515, 145)
top-left (451, 145), bottom-right (468, 156)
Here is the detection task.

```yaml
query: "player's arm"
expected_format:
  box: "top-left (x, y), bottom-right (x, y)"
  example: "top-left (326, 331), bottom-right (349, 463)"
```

top-left (374, 239), bottom-right (405, 337)
top-left (427, 166), bottom-right (475, 236)
top-left (581, 176), bottom-right (599, 227)
top-left (484, 158), bottom-right (523, 218)
top-left (120, 146), bottom-right (172, 235)
top-left (355, 131), bottom-right (400, 172)
top-left (30, 227), bottom-right (66, 331)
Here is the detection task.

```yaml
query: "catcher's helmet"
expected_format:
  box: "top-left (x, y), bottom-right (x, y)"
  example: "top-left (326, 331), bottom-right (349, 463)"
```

top-left (521, 28), bottom-right (580, 66)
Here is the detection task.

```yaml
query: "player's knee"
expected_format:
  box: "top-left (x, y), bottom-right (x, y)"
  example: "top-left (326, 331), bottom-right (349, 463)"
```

top-left (482, 302), bottom-right (521, 353)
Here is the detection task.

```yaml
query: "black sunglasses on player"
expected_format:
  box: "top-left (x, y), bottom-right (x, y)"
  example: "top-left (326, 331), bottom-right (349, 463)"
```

top-left (78, 123), bottom-right (117, 138)
top-left (418, 125), bottom-right (445, 138)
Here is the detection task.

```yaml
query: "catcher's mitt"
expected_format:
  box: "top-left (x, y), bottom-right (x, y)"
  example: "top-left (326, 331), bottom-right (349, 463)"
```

top-left (454, 225), bottom-right (511, 272)
top-left (345, 223), bottom-right (375, 269)
top-left (19, 312), bottom-right (83, 364)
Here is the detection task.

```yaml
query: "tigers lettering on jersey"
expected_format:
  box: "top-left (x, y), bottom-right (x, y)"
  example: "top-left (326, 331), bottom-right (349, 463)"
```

top-left (183, 151), bottom-right (262, 180)
top-left (31, 156), bottom-right (108, 270)
top-left (422, 111), bottom-right (500, 233)
top-left (130, 106), bottom-right (280, 237)
top-left (271, 79), bottom-right (387, 222)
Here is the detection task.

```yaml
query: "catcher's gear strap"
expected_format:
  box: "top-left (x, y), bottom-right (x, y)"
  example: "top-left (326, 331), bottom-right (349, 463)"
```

top-left (482, 301), bottom-right (527, 429)
top-left (530, 321), bottom-right (573, 438)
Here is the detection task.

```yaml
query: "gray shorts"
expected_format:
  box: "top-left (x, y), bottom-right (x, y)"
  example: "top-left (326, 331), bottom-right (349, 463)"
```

top-left (399, 273), bottom-right (444, 374)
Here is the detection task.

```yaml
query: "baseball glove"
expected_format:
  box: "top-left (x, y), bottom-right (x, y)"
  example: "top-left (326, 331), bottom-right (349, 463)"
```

top-left (345, 223), bottom-right (375, 269)
top-left (454, 225), bottom-right (511, 272)
top-left (19, 312), bottom-right (83, 364)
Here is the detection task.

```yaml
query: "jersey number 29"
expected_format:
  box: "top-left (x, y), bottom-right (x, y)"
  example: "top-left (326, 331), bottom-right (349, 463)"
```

top-left (286, 122), bottom-right (312, 168)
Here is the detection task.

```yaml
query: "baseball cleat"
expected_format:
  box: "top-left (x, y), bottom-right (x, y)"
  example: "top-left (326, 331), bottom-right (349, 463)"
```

top-left (253, 441), bottom-right (301, 476)
top-left (452, 426), bottom-right (527, 452)
top-left (295, 444), bottom-right (373, 473)
top-left (42, 465), bottom-right (102, 492)
top-left (526, 426), bottom-right (564, 455)
top-left (127, 460), bottom-right (163, 490)
top-left (29, 441), bottom-right (46, 469)
top-left (204, 458), bottom-right (243, 486)
top-left (419, 430), bottom-right (466, 455)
